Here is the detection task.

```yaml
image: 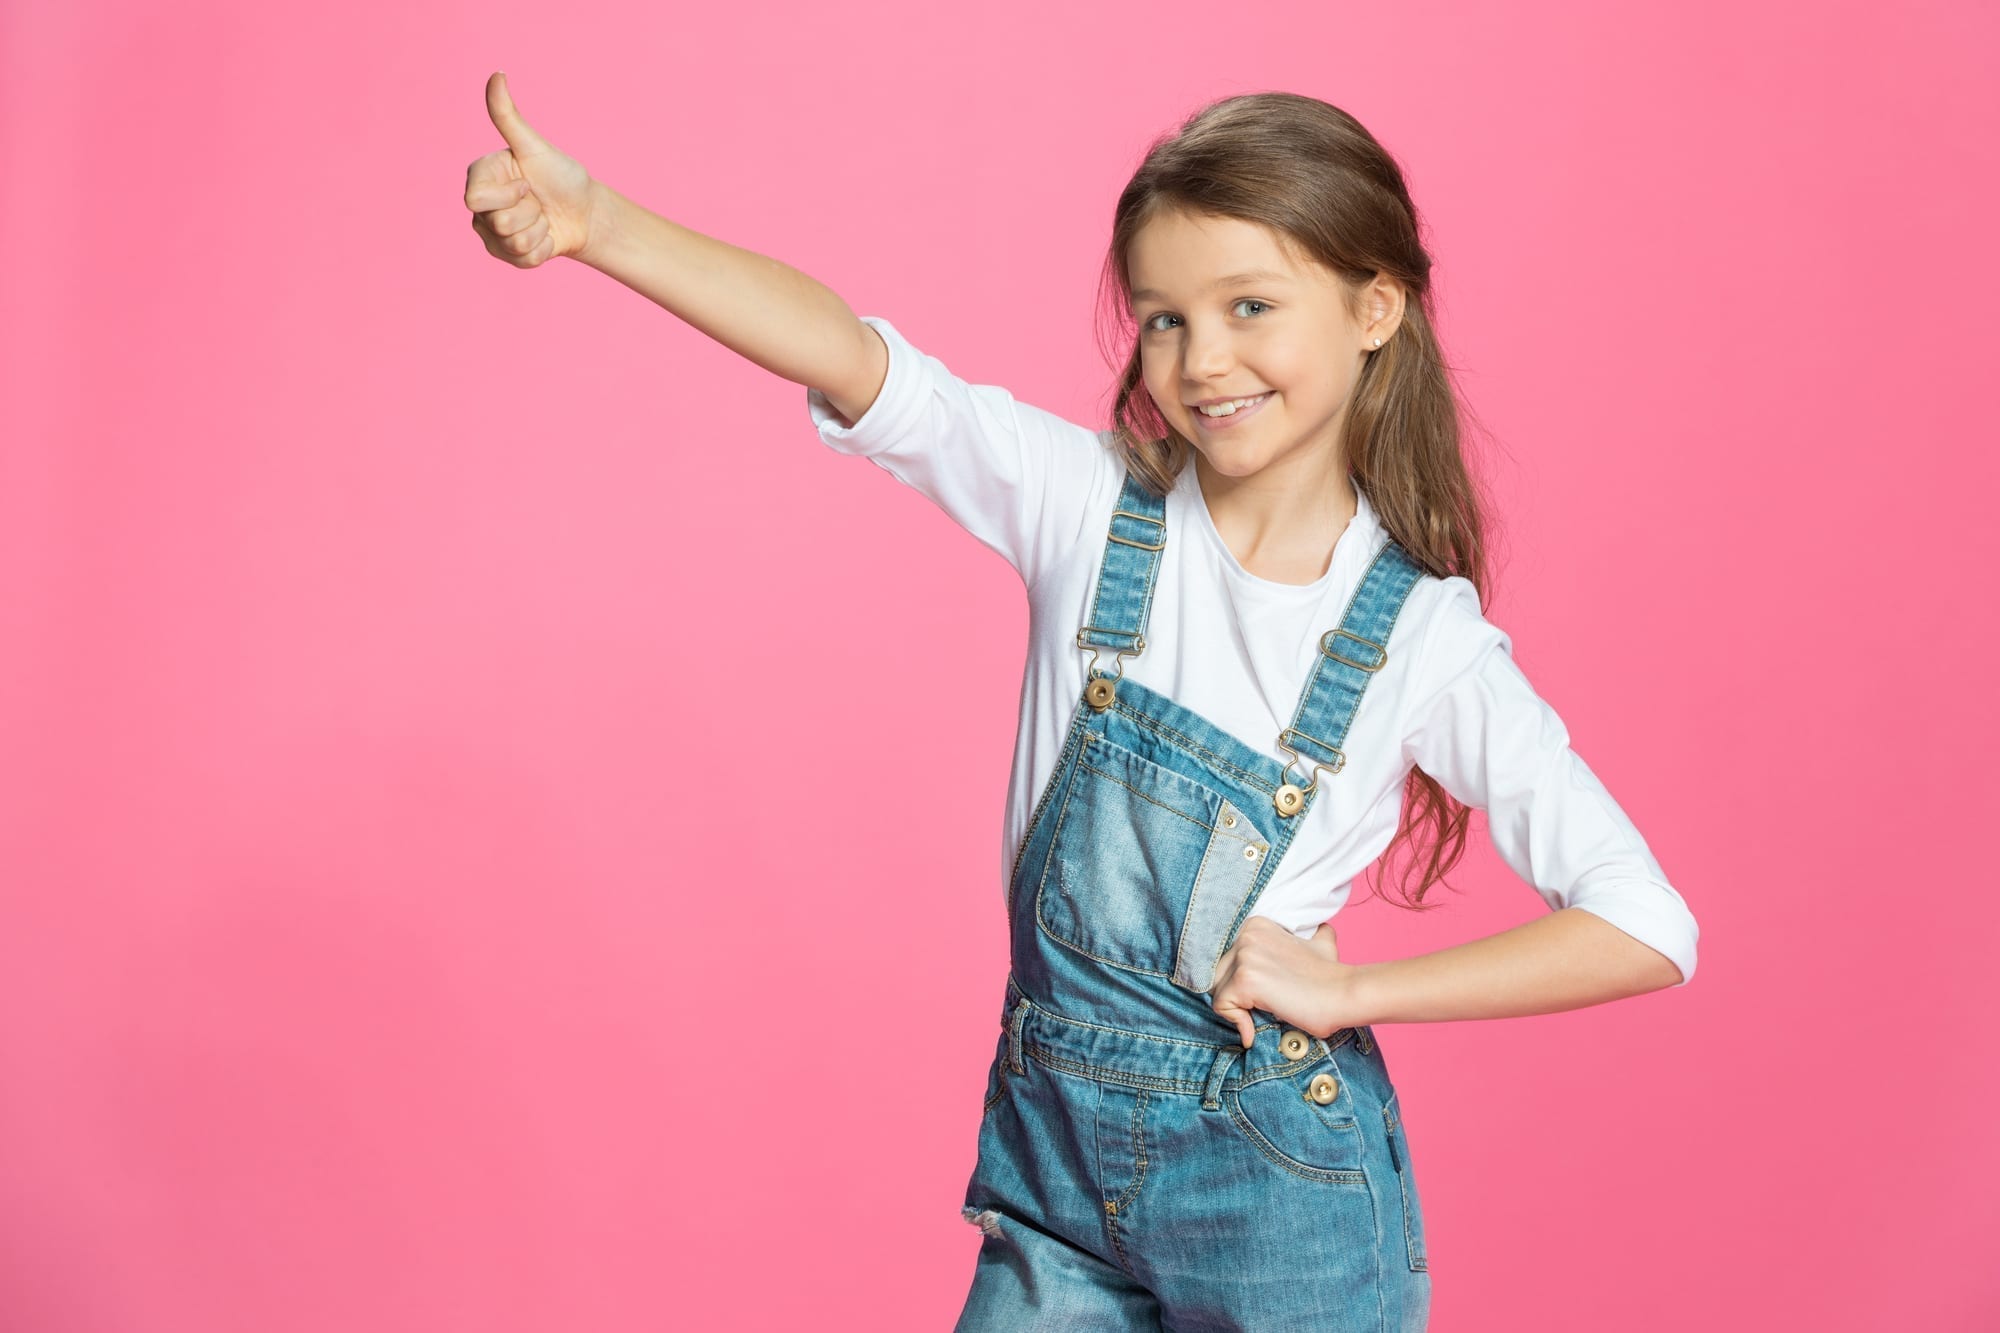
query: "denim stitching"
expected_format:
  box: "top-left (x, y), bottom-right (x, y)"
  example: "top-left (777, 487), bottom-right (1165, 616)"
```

top-left (1082, 725), bottom-right (1234, 815)
top-left (1029, 1045), bottom-right (1196, 1095)
top-left (1385, 1092), bottom-right (1428, 1272)
top-left (1031, 745), bottom-right (1090, 941)
top-left (1372, 1161), bottom-right (1389, 1333)
top-left (1169, 808), bottom-right (1225, 988)
top-left (1017, 1029), bottom-right (1358, 1095)
top-left (1110, 700), bottom-right (1277, 793)
top-left (1007, 701), bottom-right (1093, 923)
top-left (1222, 1090), bottom-right (1369, 1185)
top-left (1103, 1088), bottom-right (1150, 1275)
top-left (1023, 1001), bottom-right (1276, 1051)
top-left (1239, 1051), bottom-right (1351, 1097)
top-left (1074, 751), bottom-right (1213, 831)
top-left (1041, 734), bottom-right (1236, 978)
top-left (1023, 1000), bottom-right (1354, 1055)
top-left (1036, 897), bottom-right (1180, 977)
top-left (1175, 806), bottom-right (1272, 994)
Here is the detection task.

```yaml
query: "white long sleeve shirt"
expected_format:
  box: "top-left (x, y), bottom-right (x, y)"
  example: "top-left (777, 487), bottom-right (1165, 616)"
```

top-left (807, 316), bottom-right (1699, 986)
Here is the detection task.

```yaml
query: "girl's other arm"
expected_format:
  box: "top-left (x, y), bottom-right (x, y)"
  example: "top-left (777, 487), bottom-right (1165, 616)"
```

top-left (1339, 901), bottom-right (1685, 1027)
top-left (1346, 578), bottom-right (1699, 1024)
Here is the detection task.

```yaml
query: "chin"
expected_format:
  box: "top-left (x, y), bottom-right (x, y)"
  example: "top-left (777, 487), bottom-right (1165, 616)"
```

top-left (1190, 439), bottom-right (1273, 476)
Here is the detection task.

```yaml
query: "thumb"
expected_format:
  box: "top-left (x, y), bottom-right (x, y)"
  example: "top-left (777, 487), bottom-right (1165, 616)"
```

top-left (1310, 922), bottom-right (1341, 961)
top-left (486, 71), bottom-right (551, 156)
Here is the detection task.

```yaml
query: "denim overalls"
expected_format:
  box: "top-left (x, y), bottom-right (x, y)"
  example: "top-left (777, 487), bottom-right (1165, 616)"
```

top-left (955, 467), bottom-right (1433, 1331)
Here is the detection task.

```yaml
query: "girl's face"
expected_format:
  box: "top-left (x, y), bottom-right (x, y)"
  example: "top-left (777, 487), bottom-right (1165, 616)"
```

top-left (1128, 210), bottom-right (1397, 481)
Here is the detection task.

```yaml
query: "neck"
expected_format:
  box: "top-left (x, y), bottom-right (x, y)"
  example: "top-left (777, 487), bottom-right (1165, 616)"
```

top-left (1194, 449), bottom-right (1358, 584)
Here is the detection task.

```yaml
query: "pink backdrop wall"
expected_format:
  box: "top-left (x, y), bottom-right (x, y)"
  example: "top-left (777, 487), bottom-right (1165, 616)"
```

top-left (3, 0), bottom-right (1994, 1328)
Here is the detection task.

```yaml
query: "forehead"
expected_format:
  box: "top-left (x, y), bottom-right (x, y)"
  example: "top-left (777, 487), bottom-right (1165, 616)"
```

top-left (1128, 211), bottom-right (1309, 299)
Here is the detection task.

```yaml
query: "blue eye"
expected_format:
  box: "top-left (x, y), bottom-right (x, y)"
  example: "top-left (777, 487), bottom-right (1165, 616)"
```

top-left (1140, 299), bottom-right (1270, 333)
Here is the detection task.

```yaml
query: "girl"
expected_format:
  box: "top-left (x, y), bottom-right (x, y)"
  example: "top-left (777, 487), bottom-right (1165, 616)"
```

top-left (466, 78), bottom-right (1700, 1331)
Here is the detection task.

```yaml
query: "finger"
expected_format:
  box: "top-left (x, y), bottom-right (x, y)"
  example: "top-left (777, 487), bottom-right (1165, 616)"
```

top-left (471, 213), bottom-right (528, 264)
top-left (486, 195), bottom-right (540, 238)
top-left (463, 150), bottom-right (502, 195)
top-left (468, 177), bottom-right (533, 213)
top-left (1213, 995), bottom-right (1255, 1051)
top-left (486, 71), bottom-right (553, 157)
top-left (504, 214), bottom-right (550, 257)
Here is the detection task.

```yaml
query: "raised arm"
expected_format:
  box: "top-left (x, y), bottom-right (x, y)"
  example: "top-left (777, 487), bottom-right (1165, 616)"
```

top-left (576, 185), bottom-right (887, 425)
top-left (464, 71), bottom-right (1119, 590)
top-left (464, 71), bottom-right (885, 422)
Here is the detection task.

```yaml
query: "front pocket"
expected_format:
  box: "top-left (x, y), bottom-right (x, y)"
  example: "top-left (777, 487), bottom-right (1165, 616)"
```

top-left (1034, 733), bottom-right (1229, 976)
top-left (1383, 1091), bottom-right (1429, 1271)
top-left (1223, 1052), bottom-right (1367, 1184)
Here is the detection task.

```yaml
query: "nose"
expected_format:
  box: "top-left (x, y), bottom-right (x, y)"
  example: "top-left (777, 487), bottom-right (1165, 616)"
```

top-left (1181, 321), bottom-right (1237, 389)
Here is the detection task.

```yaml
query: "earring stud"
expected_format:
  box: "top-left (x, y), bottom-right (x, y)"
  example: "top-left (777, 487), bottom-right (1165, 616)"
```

top-left (1371, 337), bottom-right (1382, 347)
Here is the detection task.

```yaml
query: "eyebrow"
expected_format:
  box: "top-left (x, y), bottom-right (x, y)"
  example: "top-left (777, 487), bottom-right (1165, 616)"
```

top-left (1131, 269), bottom-right (1293, 303)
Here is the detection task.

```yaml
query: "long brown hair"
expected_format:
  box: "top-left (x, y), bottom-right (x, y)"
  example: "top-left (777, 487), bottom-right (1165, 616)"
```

top-left (1092, 91), bottom-right (1503, 912)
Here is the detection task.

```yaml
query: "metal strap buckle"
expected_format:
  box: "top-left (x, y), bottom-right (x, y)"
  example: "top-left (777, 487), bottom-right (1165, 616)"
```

top-left (1275, 727), bottom-right (1346, 797)
top-left (1106, 507), bottom-right (1165, 551)
top-left (1321, 627), bottom-right (1386, 672)
top-left (1076, 627), bottom-right (1145, 679)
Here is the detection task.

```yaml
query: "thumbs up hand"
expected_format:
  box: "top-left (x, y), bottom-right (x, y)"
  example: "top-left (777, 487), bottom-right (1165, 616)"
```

top-left (464, 72), bottom-right (601, 267)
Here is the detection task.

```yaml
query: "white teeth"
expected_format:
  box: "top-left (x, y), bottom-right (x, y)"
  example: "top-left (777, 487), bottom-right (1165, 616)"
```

top-left (1196, 393), bottom-right (1268, 417)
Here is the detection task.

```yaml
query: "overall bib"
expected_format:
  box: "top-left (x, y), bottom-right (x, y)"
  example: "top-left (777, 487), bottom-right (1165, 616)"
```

top-left (956, 468), bottom-right (1433, 1332)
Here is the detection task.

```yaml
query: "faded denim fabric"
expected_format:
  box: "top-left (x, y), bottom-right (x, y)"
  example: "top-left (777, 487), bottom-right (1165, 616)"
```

top-left (956, 467), bottom-right (1432, 1331)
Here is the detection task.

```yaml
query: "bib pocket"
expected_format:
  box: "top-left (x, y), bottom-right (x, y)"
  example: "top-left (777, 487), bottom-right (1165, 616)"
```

top-left (1034, 732), bottom-right (1238, 977)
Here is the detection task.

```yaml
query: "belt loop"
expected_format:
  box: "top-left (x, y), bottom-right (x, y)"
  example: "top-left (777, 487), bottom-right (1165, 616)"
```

top-left (1201, 1044), bottom-right (1240, 1111)
top-left (1007, 997), bottom-right (1030, 1075)
top-left (1356, 1025), bottom-right (1374, 1055)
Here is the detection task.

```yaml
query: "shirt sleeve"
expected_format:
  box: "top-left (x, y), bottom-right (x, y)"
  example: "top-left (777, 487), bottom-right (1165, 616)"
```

top-left (1398, 576), bottom-right (1700, 987)
top-left (805, 315), bottom-right (1121, 593)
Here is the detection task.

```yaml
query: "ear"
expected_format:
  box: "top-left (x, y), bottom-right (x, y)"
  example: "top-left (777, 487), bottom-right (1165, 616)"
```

top-left (1360, 272), bottom-right (1407, 350)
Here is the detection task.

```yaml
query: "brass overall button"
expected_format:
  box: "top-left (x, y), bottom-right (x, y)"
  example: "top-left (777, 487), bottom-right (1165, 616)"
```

top-left (1085, 676), bottom-right (1117, 711)
top-left (1278, 1029), bottom-right (1312, 1061)
top-left (1274, 783), bottom-right (1306, 817)
top-left (1306, 1072), bottom-right (1341, 1105)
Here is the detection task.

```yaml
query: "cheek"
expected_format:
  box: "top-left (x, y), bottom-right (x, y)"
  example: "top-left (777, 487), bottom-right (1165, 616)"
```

top-left (1272, 365), bottom-right (1342, 409)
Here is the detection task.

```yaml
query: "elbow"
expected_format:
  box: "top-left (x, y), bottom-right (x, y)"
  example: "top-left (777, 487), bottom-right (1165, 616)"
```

top-left (819, 321), bottom-right (890, 427)
top-left (1645, 936), bottom-right (1694, 992)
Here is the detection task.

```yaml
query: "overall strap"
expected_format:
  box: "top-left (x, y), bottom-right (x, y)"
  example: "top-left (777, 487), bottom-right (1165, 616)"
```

top-left (1075, 467), bottom-right (1167, 660)
top-left (1277, 540), bottom-right (1427, 794)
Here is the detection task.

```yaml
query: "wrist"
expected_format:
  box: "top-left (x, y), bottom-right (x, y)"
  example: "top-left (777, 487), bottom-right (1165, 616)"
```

top-left (574, 178), bottom-right (623, 268)
top-left (1333, 961), bottom-right (1386, 1031)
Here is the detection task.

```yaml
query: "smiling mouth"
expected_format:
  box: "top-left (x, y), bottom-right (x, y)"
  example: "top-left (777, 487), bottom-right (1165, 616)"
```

top-left (1189, 391), bottom-right (1273, 430)
top-left (1190, 392), bottom-right (1272, 416)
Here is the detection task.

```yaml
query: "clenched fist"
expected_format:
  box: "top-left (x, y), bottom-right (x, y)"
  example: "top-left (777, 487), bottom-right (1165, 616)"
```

top-left (464, 72), bottom-right (602, 267)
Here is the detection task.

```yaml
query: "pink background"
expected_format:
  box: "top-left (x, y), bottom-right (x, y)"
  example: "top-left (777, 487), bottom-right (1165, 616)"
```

top-left (3, 1), bottom-right (1994, 1328)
